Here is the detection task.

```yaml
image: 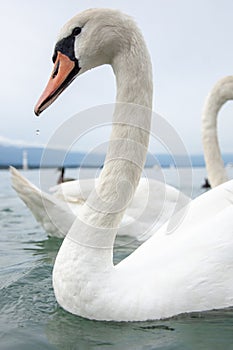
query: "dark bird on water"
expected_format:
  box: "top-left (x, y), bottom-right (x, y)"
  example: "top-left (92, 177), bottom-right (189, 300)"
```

top-left (57, 167), bottom-right (75, 184)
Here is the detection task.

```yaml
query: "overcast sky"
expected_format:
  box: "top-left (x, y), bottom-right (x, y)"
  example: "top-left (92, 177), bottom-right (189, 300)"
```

top-left (1, 0), bottom-right (233, 155)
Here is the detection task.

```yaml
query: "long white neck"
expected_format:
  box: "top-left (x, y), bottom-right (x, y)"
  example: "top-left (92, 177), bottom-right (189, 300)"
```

top-left (201, 76), bottom-right (232, 187)
top-left (67, 27), bottom-right (153, 267)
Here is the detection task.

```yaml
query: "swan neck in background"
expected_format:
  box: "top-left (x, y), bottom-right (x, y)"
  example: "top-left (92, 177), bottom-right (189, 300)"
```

top-left (201, 76), bottom-right (233, 187)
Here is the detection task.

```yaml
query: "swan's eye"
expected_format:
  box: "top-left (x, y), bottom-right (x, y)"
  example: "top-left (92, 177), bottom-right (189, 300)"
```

top-left (72, 27), bottom-right (82, 36)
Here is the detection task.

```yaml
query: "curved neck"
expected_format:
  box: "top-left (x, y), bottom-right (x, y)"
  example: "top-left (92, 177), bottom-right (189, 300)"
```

top-left (202, 76), bottom-right (233, 187)
top-left (68, 29), bottom-right (153, 263)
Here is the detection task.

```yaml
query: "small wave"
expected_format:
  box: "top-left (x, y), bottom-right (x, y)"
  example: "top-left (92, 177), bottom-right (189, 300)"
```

top-left (1, 208), bottom-right (13, 213)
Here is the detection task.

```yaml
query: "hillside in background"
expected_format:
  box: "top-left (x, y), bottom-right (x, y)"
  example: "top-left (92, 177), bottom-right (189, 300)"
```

top-left (0, 143), bottom-right (233, 169)
top-left (0, 144), bottom-right (97, 168)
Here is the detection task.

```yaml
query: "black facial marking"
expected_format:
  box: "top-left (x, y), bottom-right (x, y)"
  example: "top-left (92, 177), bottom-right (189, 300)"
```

top-left (54, 35), bottom-right (76, 61)
top-left (52, 51), bottom-right (57, 64)
top-left (52, 27), bottom-right (82, 63)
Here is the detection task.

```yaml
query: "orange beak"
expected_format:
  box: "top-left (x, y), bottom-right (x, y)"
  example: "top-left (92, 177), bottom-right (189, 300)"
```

top-left (34, 51), bottom-right (80, 116)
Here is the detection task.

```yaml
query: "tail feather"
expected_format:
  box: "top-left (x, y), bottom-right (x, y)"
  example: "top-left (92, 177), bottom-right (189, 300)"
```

top-left (10, 167), bottom-right (75, 237)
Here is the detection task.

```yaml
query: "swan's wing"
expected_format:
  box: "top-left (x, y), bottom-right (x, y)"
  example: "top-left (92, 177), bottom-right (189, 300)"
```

top-left (116, 200), bottom-right (233, 320)
top-left (10, 167), bottom-right (76, 238)
top-left (116, 180), bottom-right (233, 318)
top-left (166, 178), bottom-right (233, 234)
top-left (131, 177), bottom-right (233, 238)
top-left (122, 178), bottom-right (233, 265)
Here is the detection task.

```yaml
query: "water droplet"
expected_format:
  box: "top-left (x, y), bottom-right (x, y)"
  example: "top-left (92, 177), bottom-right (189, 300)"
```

top-left (36, 129), bottom-right (40, 136)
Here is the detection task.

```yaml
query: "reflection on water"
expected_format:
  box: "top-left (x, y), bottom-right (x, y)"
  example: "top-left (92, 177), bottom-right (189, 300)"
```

top-left (46, 308), bottom-right (233, 350)
top-left (1, 168), bottom-right (233, 350)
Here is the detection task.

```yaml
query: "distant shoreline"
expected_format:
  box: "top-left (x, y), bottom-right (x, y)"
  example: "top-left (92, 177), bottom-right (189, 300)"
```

top-left (0, 164), bottom-right (219, 170)
top-left (0, 164), bottom-right (103, 170)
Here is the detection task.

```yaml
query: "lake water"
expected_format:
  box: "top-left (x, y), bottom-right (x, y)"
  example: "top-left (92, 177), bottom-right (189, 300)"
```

top-left (1, 167), bottom-right (233, 350)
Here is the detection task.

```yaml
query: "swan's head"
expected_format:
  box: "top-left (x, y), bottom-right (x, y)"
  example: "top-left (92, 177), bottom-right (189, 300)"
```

top-left (34, 8), bottom-right (136, 116)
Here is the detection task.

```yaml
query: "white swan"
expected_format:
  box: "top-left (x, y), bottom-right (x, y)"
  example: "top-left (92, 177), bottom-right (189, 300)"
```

top-left (10, 166), bottom-right (187, 240)
top-left (202, 76), bottom-right (232, 187)
top-left (33, 8), bottom-right (233, 321)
